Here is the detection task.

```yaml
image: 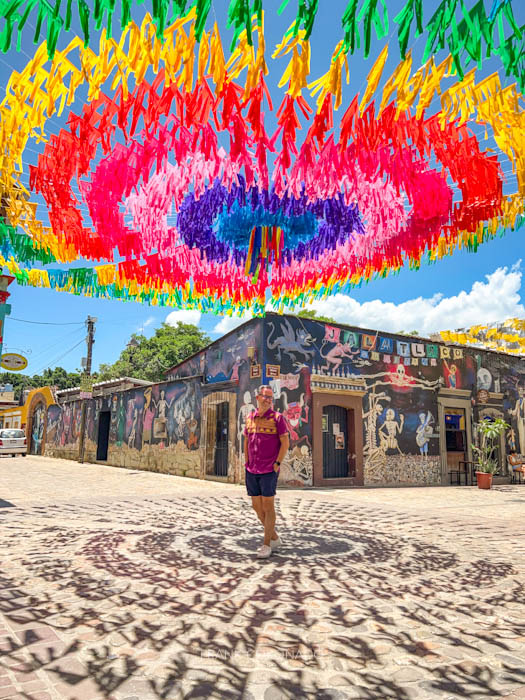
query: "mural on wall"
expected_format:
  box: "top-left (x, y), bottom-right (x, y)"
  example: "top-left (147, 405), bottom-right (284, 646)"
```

top-left (47, 379), bottom-right (203, 476)
top-left (263, 319), bottom-right (317, 485)
top-left (501, 364), bottom-right (525, 453)
top-left (206, 322), bottom-right (260, 384)
top-left (44, 313), bottom-right (524, 488)
top-left (46, 402), bottom-right (80, 451)
top-left (263, 315), bottom-right (444, 486)
top-left (416, 411), bottom-right (435, 456)
top-left (29, 402), bottom-right (46, 455)
top-left (168, 351), bottom-right (205, 380)
top-left (267, 318), bottom-right (315, 367)
top-left (359, 363), bottom-right (441, 485)
top-left (271, 368), bottom-right (313, 486)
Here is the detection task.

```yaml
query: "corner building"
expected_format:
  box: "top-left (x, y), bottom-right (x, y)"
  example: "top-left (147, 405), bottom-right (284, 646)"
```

top-left (45, 314), bottom-right (525, 488)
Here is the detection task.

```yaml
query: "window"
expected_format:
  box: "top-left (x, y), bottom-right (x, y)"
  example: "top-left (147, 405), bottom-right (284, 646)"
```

top-left (0, 429), bottom-right (25, 438)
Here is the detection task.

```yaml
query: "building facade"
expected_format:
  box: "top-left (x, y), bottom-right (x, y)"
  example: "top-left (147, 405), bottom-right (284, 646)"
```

top-left (44, 314), bottom-right (525, 487)
top-left (0, 385), bottom-right (57, 454)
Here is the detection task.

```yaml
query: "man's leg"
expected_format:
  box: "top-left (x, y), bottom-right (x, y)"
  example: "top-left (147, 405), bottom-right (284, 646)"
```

top-left (251, 496), bottom-right (278, 541)
top-left (251, 495), bottom-right (265, 527)
top-left (261, 496), bottom-right (276, 547)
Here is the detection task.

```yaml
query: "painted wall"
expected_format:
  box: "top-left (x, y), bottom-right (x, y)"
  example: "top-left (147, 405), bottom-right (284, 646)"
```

top-left (45, 314), bottom-right (525, 488)
top-left (46, 378), bottom-right (203, 477)
top-left (477, 352), bottom-right (525, 455)
top-left (168, 319), bottom-right (265, 482)
top-left (261, 315), bottom-right (484, 486)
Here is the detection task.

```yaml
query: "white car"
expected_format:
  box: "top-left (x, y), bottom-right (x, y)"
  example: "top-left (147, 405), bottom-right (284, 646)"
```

top-left (0, 428), bottom-right (27, 456)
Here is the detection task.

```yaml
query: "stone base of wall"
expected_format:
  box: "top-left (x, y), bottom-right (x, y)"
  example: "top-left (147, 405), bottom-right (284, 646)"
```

top-left (106, 440), bottom-right (203, 479)
top-left (45, 444), bottom-right (440, 488)
top-left (45, 446), bottom-right (79, 461)
top-left (364, 453), bottom-right (441, 486)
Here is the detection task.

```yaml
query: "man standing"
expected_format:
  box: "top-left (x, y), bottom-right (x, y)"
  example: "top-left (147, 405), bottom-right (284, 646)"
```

top-left (244, 385), bottom-right (290, 558)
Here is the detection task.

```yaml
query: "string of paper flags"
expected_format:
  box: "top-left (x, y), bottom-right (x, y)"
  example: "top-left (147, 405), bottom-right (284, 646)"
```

top-left (0, 1), bottom-right (523, 314)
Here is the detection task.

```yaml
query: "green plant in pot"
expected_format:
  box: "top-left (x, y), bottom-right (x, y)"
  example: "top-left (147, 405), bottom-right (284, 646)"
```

top-left (472, 417), bottom-right (510, 489)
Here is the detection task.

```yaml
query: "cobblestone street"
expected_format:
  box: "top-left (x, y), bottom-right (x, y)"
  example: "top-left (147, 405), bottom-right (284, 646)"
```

top-left (1, 455), bottom-right (525, 700)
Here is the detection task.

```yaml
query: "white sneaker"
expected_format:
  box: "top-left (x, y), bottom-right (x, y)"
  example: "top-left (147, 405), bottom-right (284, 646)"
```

top-left (256, 545), bottom-right (272, 559)
top-left (270, 536), bottom-right (281, 551)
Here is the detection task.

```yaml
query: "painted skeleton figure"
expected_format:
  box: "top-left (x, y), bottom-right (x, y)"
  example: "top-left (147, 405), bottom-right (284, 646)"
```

top-left (379, 408), bottom-right (404, 454)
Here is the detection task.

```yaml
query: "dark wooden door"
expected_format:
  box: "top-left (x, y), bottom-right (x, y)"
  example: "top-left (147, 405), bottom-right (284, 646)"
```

top-left (322, 405), bottom-right (349, 478)
top-left (214, 401), bottom-right (229, 476)
top-left (96, 411), bottom-right (111, 461)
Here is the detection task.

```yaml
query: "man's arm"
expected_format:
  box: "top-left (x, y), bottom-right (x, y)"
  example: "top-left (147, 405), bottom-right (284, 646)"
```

top-left (244, 435), bottom-right (249, 467)
top-left (275, 433), bottom-right (289, 470)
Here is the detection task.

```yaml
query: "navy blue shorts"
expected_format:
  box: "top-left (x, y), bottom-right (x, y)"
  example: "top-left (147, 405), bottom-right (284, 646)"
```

top-left (245, 469), bottom-right (278, 497)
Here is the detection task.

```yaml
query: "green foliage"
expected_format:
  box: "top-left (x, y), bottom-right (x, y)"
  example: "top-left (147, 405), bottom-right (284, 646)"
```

top-left (297, 309), bottom-right (338, 324)
top-left (472, 417), bottom-right (510, 475)
top-left (97, 321), bottom-right (210, 383)
top-left (0, 366), bottom-right (84, 401)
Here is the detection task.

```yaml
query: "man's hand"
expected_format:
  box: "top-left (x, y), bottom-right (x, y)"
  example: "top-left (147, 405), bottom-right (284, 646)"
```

top-left (273, 462), bottom-right (280, 472)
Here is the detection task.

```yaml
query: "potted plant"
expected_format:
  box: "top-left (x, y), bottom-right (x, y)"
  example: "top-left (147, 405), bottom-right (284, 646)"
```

top-left (472, 417), bottom-right (510, 489)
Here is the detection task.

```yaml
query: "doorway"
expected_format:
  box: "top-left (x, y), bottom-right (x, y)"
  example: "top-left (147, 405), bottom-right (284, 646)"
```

top-left (202, 391), bottom-right (237, 480)
top-left (96, 410), bottom-right (111, 461)
top-left (312, 392), bottom-right (364, 487)
top-left (438, 391), bottom-right (473, 484)
top-left (213, 401), bottom-right (229, 476)
top-left (322, 405), bottom-right (354, 478)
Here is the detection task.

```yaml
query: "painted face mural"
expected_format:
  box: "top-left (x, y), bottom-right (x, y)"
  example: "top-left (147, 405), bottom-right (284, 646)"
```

top-left (30, 402), bottom-right (45, 455)
top-left (477, 367), bottom-right (493, 391)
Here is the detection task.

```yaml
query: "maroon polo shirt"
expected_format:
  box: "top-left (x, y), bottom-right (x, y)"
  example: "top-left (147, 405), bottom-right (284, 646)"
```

top-left (244, 407), bottom-right (287, 474)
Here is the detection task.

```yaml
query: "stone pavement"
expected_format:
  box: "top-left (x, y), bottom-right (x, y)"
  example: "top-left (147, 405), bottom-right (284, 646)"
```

top-left (1, 455), bottom-right (525, 700)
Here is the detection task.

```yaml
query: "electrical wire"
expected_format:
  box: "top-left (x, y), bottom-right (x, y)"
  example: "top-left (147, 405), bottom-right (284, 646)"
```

top-left (21, 326), bottom-right (86, 366)
top-left (31, 337), bottom-right (86, 377)
top-left (7, 317), bottom-right (85, 326)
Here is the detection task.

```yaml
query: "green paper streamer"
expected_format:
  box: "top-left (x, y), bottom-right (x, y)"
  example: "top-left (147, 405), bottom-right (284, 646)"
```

top-left (279, 0), bottom-right (319, 40)
top-left (227, 0), bottom-right (262, 51)
top-left (0, 0), bottom-right (522, 92)
top-left (394, 0), bottom-right (423, 59)
top-left (341, 0), bottom-right (359, 55)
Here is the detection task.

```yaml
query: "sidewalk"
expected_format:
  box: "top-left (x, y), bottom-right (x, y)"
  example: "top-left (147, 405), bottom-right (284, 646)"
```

top-left (1, 455), bottom-right (525, 699)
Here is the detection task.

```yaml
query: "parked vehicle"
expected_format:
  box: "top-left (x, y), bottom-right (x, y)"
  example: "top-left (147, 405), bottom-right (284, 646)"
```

top-left (0, 428), bottom-right (27, 456)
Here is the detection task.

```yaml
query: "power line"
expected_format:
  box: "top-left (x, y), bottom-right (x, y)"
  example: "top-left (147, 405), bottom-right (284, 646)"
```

top-left (24, 327), bottom-right (86, 365)
top-left (8, 317), bottom-right (85, 326)
top-left (31, 337), bottom-right (86, 376)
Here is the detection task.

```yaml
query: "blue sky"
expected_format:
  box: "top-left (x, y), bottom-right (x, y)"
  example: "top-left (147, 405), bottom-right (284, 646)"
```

top-left (1, 0), bottom-right (524, 376)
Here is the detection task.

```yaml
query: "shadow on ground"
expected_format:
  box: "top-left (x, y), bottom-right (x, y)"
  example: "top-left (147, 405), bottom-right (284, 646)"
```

top-left (1, 495), bottom-right (524, 699)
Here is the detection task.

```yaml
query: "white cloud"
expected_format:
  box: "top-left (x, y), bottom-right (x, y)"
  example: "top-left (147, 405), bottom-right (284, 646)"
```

top-left (135, 315), bottom-right (156, 333)
top-left (212, 312), bottom-right (253, 335)
top-left (165, 309), bottom-right (202, 327)
top-left (300, 265), bottom-right (524, 335)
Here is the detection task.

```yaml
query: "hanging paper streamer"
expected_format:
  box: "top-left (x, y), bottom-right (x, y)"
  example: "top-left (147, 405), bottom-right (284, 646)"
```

top-left (0, 3), bottom-right (523, 315)
top-left (440, 319), bottom-right (525, 355)
top-left (1, 0), bottom-right (522, 90)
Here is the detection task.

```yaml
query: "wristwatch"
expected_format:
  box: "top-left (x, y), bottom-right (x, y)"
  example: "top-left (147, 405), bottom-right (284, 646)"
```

top-left (274, 461), bottom-right (281, 467)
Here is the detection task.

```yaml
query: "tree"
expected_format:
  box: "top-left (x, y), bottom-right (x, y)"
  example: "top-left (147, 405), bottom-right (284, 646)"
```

top-left (97, 322), bottom-right (210, 383)
top-left (297, 309), bottom-right (338, 324)
top-left (0, 366), bottom-right (85, 402)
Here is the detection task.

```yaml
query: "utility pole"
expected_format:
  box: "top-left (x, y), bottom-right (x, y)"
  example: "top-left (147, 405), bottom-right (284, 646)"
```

top-left (78, 315), bottom-right (96, 463)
